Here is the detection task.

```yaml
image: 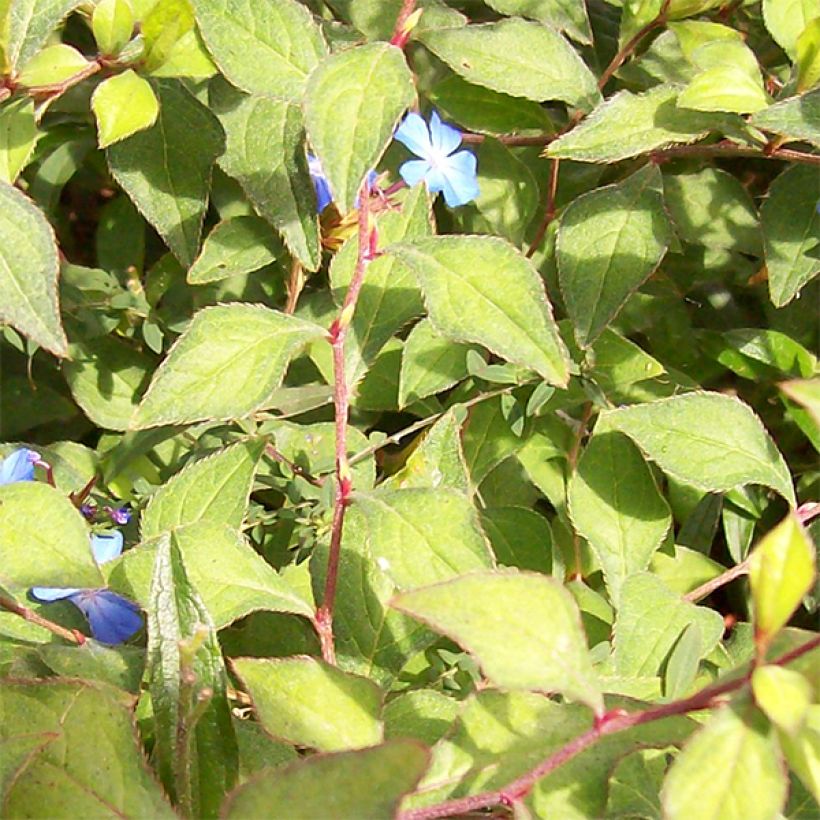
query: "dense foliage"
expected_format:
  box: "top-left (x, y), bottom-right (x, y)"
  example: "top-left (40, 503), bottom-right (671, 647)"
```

top-left (0, 0), bottom-right (818, 818)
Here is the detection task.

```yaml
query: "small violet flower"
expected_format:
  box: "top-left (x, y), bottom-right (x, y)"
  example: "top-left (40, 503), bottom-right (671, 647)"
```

top-left (394, 111), bottom-right (479, 208)
top-left (0, 448), bottom-right (39, 485)
top-left (107, 506), bottom-right (132, 526)
top-left (308, 152), bottom-right (378, 214)
top-left (30, 531), bottom-right (142, 645)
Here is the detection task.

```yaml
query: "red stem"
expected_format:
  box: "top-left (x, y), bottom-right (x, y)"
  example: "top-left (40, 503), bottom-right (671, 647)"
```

top-left (390, 0), bottom-right (419, 48)
top-left (314, 178), bottom-right (376, 664)
top-left (525, 157), bottom-right (560, 259)
top-left (398, 635), bottom-right (820, 820)
top-left (0, 593), bottom-right (85, 645)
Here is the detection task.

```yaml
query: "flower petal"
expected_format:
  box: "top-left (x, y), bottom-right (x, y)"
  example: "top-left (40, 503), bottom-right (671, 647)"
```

top-left (0, 449), bottom-right (37, 485)
top-left (91, 531), bottom-right (124, 565)
top-left (429, 110), bottom-right (462, 157)
top-left (69, 590), bottom-right (143, 645)
top-left (440, 150), bottom-right (480, 207)
top-left (30, 586), bottom-right (82, 602)
top-left (394, 112), bottom-right (432, 158)
top-left (399, 159), bottom-right (433, 188)
top-left (308, 152), bottom-right (333, 212)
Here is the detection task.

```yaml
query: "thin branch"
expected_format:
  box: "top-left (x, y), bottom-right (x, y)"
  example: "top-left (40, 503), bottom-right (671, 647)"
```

top-left (25, 59), bottom-right (101, 99)
top-left (314, 178), bottom-right (376, 664)
top-left (526, 157), bottom-right (560, 258)
top-left (460, 132), bottom-right (553, 147)
top-left (0, 593), bottom-right (85, 645)
top-left (390, 0), bottom-right (419, 48)
top-left (565, 402), bottom-right (594, 580)
top-left (684, 558), bottom-right (750, 603)
top-left (651, 140), bottom-right (820, 167)
top-left (398, 635), bottom-right (820, 820)
top-left (264, 443), bottom-right (324, 488)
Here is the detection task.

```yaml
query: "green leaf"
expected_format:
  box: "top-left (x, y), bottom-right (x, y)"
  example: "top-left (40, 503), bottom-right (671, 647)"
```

top-left (568, 431), bottom-right (671, 603)
top-left (661, 701), bottom-right (788, 820)
top-left (330, 185), bottom-right (430, 384)
top-left (663, 167), bottom-right (760, 254)
top-left (428, 74), bottom-right (555, 136)
top-left (752, 665), bottom-right (812, 735)
top-left (233, 656), bottom-right (383, 751)
top-left (383, 689), bottom-right (459, 746)
top-left (91, 70), bottom-right (159, 149)
top-left (780, 378), bottom-right (820, 427)
top-left (761, 164), bottom-right (820, 307)
top-left (399, 318), bottom-right (476, 408)
top-left (748, 513), bottom-right (816, 647)
top-left (702, 328), bottom-right (816, 381)
top-left (480, 506), bottom-right (552, 573)
top-left (92, 0), bottom-right (134, 56)
top-left (389, 235), bottom-right (570, 386)
top-left (0, 680), bottom-right (174, 818)
top-left (796, 17), bottom-right (820, 91)
top-left (146, 533), bottom-right (238, 816)
top-left (131, 304), bottom-right (324, 428)
top-left (141, 439), bottom-right (264, 538)
top-left (664, 622), bottom-right (703, 699)
top-left (0, 180), bottom-right (67, 355)
top-left (483, 0), bottom-right (592, 43)
top-left (0, 481), bottom-right (102, 592)
top-left (762, 0), bottom-right (820, 59)
top-left (16, 43), bottom-right (92, 88)
top-left (108, 79), bottom-right (224, 267)
top-left (678, 65), bottom-right (769, 114)
top-left (558, 164), bottom-right (672, 346)
top-left (601, 392), bottom-right (795, 504)
top-left (356, 488), bottom-right (493, 590)
top-left (63, 335), bottom-right (154, 431)
top-left (613, 573), bottom-right (725, 678)
top-left (419, 18), bottom-right (600, 110)
top-left (751, 90), bottom-right (820, 148)
top-left (780, 705), bottom-right (820, 803)
top-left (190, 0), bottom-right (327, 99)
top-left (37, 641), bottom-right (145, 693)
top-left (305, 42), bottom-right (414, 212)
top-left (107, 522), bottom-right (314, 626)
top-left (462, 395), bottom-right (525, 486)
top-left (393, 570), bottom-right (603, 712)
top-left (474, 137), bottom-right (539, 244)
top-left (210, 76), bottom-right (320, 270)
top-left (0, 0), bottom-right (83, 72)
top-left (187, 216), bottom-right (279, 284)
top-left (0, 97), bottom-right (37, 183)
top-left (547, 84), bottom-right (734, 162)
top-left (223, 740), bottom-right (429, 820)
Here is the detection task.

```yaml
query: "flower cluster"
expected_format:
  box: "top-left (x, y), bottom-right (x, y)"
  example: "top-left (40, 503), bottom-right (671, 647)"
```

top-left (1, 448), bottom-right (142, 645)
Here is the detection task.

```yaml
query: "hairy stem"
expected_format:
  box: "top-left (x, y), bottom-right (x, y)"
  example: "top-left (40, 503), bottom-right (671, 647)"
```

top-left (526, 157), bottom-right (561, 258)
top-left (390, 0), bottom-right (419, 48)
top-left (264, 442), bottom-right (324, 488)
top-left (398, 635), bottom-right (820, 820)
top-left (315, 178), bottom-right (375, 664)
top-left (684, 558), bottom-right (750, 603)
top-left (0, 593), bottom-right (85, 645)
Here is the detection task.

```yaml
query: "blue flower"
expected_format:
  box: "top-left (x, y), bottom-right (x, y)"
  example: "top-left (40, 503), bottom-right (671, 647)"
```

top-left (31, 531), bottom-right (143, 645)
top-left (0, 449), bottom-right (39, 485)
top-left (308, 152), bottom-right (333, 213)
top-left (394, 111), bottom-right (479, 207)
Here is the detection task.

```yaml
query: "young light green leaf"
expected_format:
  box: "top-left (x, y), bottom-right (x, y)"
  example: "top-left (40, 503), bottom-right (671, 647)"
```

top-left (780, 378), bottom-right (820, 427)
top-left (762, 0), bottom-right (820, 59)
top-left (305, 42), bottom-right (414, 212)
top-left (108, 522), bottom-right (314, 626)
top-left (141, 439), bottom-right (264, 538)
top-left (0, 0), bottom-right (84, 72)
top-left (0, 180), bottom-right (67, 355)
top-left (190, 0), bottom-right (327, 99)
top-left (187, 216), bottom-right (279, 284)
top-left (661, 702), bottom-right (788, 820)
top-left (613, 573), bottom-right (724, 678)
top-left (752, 665), bottom-right (812, 735)
top-left (419, 18), bottom-right (599, 110)
top-left (748, 513), bottom-right (816, 648)
top-left (92, 0), bottom-right (134, 56)
top-left (761, 164), bottom-right (820, 307)
top-left (223, 740), bottom-right (429, 820)
top-left (483, 0), bottom-right (592, 43)
top-left (0, 481), bottom-right (102, 591)
top-left (63, 335), bottom-right (154, 430)
top-left (233, 656), bottom-right (383, 751)
top-left (751, 89), bottom-right (820, 148)
top-left (131, 304), bottom-right (325, 428)
top-left (796, 17), bottom-right (820, 90)
top-left (0, 680), bottom-right (174, 818)
top-left (393, 570), bottom-right (603, 712)
top-left (780, 704), bottom-right (820, 803)
top-left (568, 431), bottom-right (671, 603)
top-left (356, 488), bottom-right (493, 590)
top-left (210, 77), bottom-right (320, 270)
top-left (108, 79), bottom-right (224, 267)
top-left (388, 235), bottom-right (570, 386)
top-left (15, 43), bottom-right (91, 88)
top-left (146, 533), bottom-right (238, 816)
top-left (547, 84), bottom-right (734, 162)
top-left (601, 392), bottom-right (795, 504)
top-left (399, 318), bottom-right (476, 408)
top-left (0, 97), bottom-right (37, 183)
top-left (558, 163), bottom-right (672, 346)
top-left (91, 70), bottom-right (159, 148)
